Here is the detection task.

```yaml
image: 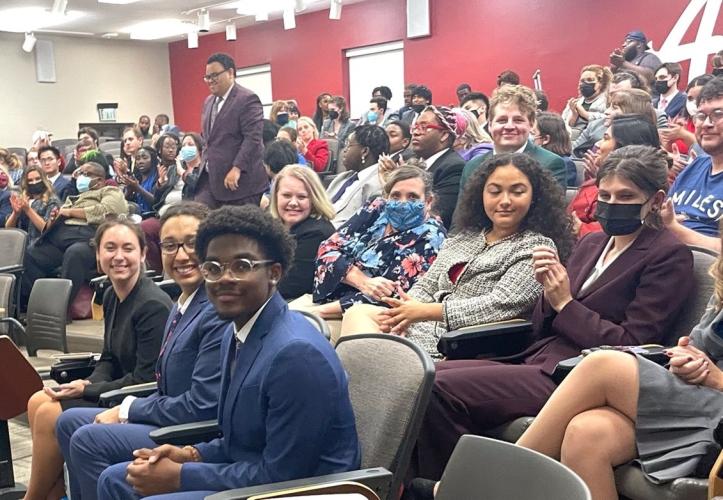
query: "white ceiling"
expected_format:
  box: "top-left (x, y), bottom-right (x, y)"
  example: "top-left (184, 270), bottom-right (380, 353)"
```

top-left (0, 0), bottom-right (365, 42)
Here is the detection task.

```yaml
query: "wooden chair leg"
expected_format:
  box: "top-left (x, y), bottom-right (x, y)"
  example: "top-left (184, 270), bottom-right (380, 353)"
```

top-left (708, 449), bottom-right (723, 499)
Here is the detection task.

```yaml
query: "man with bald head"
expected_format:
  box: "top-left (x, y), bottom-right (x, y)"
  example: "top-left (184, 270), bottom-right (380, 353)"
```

top-left (20, 161), bottom-right (128, 310)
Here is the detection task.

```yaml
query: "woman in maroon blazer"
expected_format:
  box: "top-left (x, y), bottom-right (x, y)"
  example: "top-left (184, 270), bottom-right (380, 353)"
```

top-left (408, 145), bottom-right (694, 492)
top-left (296, 116), bottom-right (330, 173)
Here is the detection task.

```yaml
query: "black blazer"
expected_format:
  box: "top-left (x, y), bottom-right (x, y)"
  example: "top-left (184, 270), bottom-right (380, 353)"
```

top-left (83, 276), bottom-right (173, 401)
top-left (428, 149), bottom-right (465, 229)
top-left (279, 217), bottom-right (335, 300)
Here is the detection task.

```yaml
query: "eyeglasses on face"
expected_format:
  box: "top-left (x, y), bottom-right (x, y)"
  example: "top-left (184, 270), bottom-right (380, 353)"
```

top-left (200, 258), bottom-right (274, 282)
top-left (693, 109), bottom-right (723, 125)
top-left (202, 70), bottom-right (229, 82)
top-left (160, 237), bottom-right (196, 255)
top-left (412, 122), bottom-right (445, 134)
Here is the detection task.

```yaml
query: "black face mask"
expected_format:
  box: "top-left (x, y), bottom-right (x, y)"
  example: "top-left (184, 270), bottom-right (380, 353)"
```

top-left (328, 110), bottom-right (339, 120)
top-left (714, 68), bottom-right (723, 77)
top-left (411, 104), bottom-right (426, 113)
top-left (27, 181), bottom-right (46, 196)
top-left (654, 80), bottom-right (671, 95)
top-left (594, 200), bottom-right (645, 236)
top-left (579, 82), bottom-right (597, 98)
top-left (276, 112), bottom-right (289, 126)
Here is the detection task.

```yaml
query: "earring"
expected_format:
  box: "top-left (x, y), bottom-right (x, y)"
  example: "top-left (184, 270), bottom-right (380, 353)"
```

top-left (361, 153), bottom-right (367, 164)
top-left (270, 279), bottom-right (278, 285)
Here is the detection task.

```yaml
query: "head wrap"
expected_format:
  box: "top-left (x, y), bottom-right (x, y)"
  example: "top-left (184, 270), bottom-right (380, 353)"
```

top-left (424, 105), bottom-right (464, 139)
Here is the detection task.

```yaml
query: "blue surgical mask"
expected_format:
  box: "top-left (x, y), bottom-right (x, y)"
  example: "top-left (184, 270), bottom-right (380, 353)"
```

top-left (180, 145), bottom-right (198, 162)
top-left (383, 199), bottom-right (425, 231)
top-left (367, 111), bottom-right (379, 123)
top-left (76, 174), bottom-right (92, 193)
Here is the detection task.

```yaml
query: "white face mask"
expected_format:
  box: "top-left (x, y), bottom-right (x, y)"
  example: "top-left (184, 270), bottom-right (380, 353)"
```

top-left (686, 100), bottom-right (698, 117)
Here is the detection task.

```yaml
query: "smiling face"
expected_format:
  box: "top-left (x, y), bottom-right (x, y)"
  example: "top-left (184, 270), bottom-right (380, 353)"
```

top-left (695, 96), bottom-right (723, 157)
top-left (204, 234), bottom-right (281, 325)
top-left (97, 225), bottom-right (145, 287)
top-left (276, 175), bottom-right (311, 228)
top-left (205, 61), bottom-right (234, 97)
top-left (483, 164), bottom-right (533, 234)
top-left (489, 103), bottom-right (533, 152)
top-left (160, 215), bottom-right (203, 296)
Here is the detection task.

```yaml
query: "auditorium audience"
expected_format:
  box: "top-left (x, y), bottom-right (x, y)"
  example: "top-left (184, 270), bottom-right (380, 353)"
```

top-left (461, 85), bottom-right (567, 190)
top-left (321, 95), bottom-right (354, 148)
top-left (660, 74), bottom-right (713, 157)
top-left (609, 30), bottom-right (661, 83)
top-left (96, 206), bottom-right (360, 498)
top-left (4, 166), bottom-right (61, 244)
top-left (653, 62), bottom-right (687, 119)
top-left (301, 167), bottom-right (446, 334)
top-left (63, 137), bottom-right (95, 177)
top-left (562, 65), bottom-right (612, 139)
top-left (56, 202), bottom-right (229, 500)
top-left (569, 114), bottom-right (660, 238)
top-left (115, 126), bottom-right (143, 178)
top-left (341, 153), bottom-right (572, 356)
top-left (180, 132), bottom-right (205, 200)
top-left (386, 120), bottom-right (412, 159)
top-left (270, 100), bottom-right (289, 126)
top-left (407, 146), bottom-right (693, 495)
top-left (460, 92), bottom-right (490, 131)
top-left (533, 112), bottom-right (577, 187)
top-left (313, 92), bottom-right (332, 130)
top-left (120, 146), bottom-right (159, 213)
top-left (270, 165), bottom-right (335, 300)
top-left (153, 133), bottom-right (184, 215)
top-left (39, 145), bottom-right (73, 201)
top-left (23, 217), bottom-right (172, 500)
top-left (296, 116), bottom-right (330, 173)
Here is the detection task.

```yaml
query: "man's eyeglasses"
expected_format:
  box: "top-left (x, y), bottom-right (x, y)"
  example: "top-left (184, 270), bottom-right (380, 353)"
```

top-left (202, 70), bottom-right (229, 82)
top-left (412, 122), bottom-right (445, 134)
top-left (200, 258), bottom-right (273, 282)
top-left (160, 237), bottom-right (196, 255)
top-left (693, 109), bottom-right (723, 125)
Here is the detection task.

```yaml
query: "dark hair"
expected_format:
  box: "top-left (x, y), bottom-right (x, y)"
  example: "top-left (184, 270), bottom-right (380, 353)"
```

top-left (456, 83), bottom-right (472, 92)
top-left (373, 86), bottom-right (393, 100)
top-left (330, 95), bottom-right (350, 122)
top-left (612, 71), bottom-right (649, 93)
top-left (386, 120), bottom-right (411, 141)
top-left (353, 124), bottom-right (390, 162)
top-left (461, 92), bottom-right (490, 110)
top-left (159, 201), bottom-right (209, 228)
top-left (609, 114), bottom-right (661, 149)
top-left (207, 53), bottom-right (236, 73)
top-left (155, 114), bottom-right (170, 124)
top-left (154, 133), bottom-right (181, 157)
top-left (370, 96), bottom-right (388, 113)
top-left (278, 126), bottom-right (298, 142)
top-left (135, 145), bottom-right (159, 177)
top-left (77, 127), bottom-right (99, 144)
top-left (182, 132), bottom-right (204, 155)
top-left (93, 218), bottom-right (147, 253)
top-left (534, 90), bottom-right (549, 111)
top-left (313, 92), bottom-right (332, 129)
top-left (654, 62), bottom-right (682, 80)
top-left (697, 76), bottom-right (723, 105)
top-left (688, 74), bottom-right (714, 92)
top-left (195, 206), bottom-right (295, 276)
top-left (263, 119), bottom-right (280, 145)
top-left (597, 145), bottom-right (669, 228)
top-left (497, 70), bottom-right (520, 86)
top-left (264, 140), bottom-right (299, 174)
top-left (411, 85), bottom-right (433, 103)
top-left (452, 153), bottom-right (574, 262)
top-left (536, 112), bottom-right (571, 156)
top-left (38, 145), bottom-right (61, 160)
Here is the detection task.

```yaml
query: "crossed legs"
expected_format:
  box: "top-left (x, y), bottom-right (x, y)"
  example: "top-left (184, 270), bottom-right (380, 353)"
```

top-left (25, 391), bottom-right (65, 500)
top-left (517, 351), bottom-right (640, 500)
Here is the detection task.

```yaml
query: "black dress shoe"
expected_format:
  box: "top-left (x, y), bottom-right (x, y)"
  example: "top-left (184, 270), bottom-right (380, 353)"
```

top-left (402, 477), bottom-right (437, 500)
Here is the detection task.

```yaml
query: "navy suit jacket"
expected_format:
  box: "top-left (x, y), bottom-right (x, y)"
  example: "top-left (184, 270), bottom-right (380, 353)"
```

top-left (0, 190), bottom-right (11, 225)
top-left (201, 83), bottom-right (268, 202)
top-left (127, 286), bottom-right (229, 427)
top-left (427, 148), bottom-right (465, 229)
top-left (654, 91), bottom-right (687, 119)
top-left (53, 174), bottom-right (74, 201)
top-left (181, 292), bottom-right (360, 492)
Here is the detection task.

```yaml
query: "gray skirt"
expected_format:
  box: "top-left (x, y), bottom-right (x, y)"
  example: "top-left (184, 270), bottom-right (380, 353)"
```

top-left (635, 355), bottom-right (723, 482)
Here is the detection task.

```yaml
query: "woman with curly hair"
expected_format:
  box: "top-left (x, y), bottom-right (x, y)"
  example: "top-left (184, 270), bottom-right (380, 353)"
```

top-left (342, 152), bottom-right (574, 356)
top-left (406, 146), bottom-right (694, 497)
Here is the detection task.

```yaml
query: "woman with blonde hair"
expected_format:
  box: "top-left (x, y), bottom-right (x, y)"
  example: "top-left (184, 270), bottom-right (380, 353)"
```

top-left (453, 108), bottom-right (493, 161)
top-left (0, 148), bottom-right (23, 185)
top-left (563, 64), bottom-right (613, 138)
top-left (5, 165), bottom-right (60, 244)
top-left (270, 164), bottom-right (335, 299)
top-left (296, 116), bottom-right (330, 173)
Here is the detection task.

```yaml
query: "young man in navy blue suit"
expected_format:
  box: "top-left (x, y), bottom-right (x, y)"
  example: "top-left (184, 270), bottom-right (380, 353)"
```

top-left (97, 206), bottom-right (360, 499)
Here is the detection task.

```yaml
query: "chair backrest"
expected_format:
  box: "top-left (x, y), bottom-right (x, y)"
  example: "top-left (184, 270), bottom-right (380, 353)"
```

top-left (0, 228), bottom-right (27, 269)
top-left (572, 158), bottom-right (585, 187)
top-left (0, 275), bottom-right (15, 336)
top-left (297, 310), bottom-right (331, 341)
top-left (565, 188), bottom-right (578, 204)
top-left (665, 246), bottom-right (718, 344)
top-left (99, 140), bottom-right (121, 154)
top-left (25, 278), bottom-right (72, 356)
top-left (335, 334), bottom-right (435, 499)
top-left (7, 147), bottom-right (27, 167)
top-left (323, 138), bottom-right (340, 174)
top-left (436, 435), bottom-right (591, 500)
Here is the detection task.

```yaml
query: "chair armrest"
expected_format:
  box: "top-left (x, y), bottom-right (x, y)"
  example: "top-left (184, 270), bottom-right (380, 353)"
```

top-left (98, 382), bottom-right (158, 408)
top-left (436, 319), bottom-right (533, 360)
top-left (0, 265), bottom-right (23, 274)
top-left (149, 420), bottom-right (221, 446)
top-left (551, 355), bottom-right (583, 385)
top-left (204, 468), bottom-right (393, 500)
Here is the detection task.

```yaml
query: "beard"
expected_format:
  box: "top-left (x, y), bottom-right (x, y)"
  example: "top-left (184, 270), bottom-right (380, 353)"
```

top-left (623, 45), bottom-right (638, 61)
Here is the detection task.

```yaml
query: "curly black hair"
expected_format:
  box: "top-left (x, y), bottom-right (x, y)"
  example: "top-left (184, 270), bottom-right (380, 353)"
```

top-left (353, 124), bottom-right (390, 162)
top-left (452, 152), bottom-right (574, 262)
top-left (195, 206), bottom-right (296, 277)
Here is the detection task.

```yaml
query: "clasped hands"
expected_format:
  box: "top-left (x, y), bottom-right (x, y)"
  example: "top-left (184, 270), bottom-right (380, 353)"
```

top-left (666, 336), bottom-right (723, 389)
top-left (43, 379), bottom-right (90, 400)
top-left (532, 246), bottom-right (573, 312)
top-left (125, 444), bottom-right (192, 496)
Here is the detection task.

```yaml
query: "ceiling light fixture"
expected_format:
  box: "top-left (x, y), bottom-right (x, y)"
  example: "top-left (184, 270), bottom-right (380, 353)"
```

top-left (329, 0), bottom-right (342, 20)
top-left (282, 7), bottom-right (295, 29)
top-left (198, 9), bottom-right (211, 32)
top-left (188, 30), bottom-right (199, 49)
top-left (295, 0), bottom-right (306, 11)
top-left (225, 23), bottom-right (236, 40)
top-left (23, 32), bottom-right (37, 52)
top-left (50, 0), bottom-right (68, 16)
top-left (123, 19), bottom-right (194, 40)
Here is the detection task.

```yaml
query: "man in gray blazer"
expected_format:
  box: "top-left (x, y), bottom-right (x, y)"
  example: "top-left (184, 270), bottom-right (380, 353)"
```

top-left (195, 53), bottom-right (267, 208)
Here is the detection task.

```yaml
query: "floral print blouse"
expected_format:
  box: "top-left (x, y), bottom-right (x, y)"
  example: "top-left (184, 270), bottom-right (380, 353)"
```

top-left (313, 197), bottom-right (447, 311)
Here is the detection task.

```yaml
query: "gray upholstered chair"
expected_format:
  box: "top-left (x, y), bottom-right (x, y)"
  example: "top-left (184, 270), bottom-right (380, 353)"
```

top-left (435, 435), bottom-right (590, 500)
top-left (0, 228), bottom-right (27, 323)
top-left (0, 275), bottom-right (15, 337)
top-left (19, 278), bottom-right (72, 355)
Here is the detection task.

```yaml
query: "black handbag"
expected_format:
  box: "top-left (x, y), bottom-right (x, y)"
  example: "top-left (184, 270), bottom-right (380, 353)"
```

top-left (49, 354), bottom-right (98, 384)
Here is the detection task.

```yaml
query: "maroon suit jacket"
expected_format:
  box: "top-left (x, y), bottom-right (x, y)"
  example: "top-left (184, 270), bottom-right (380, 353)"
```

top-left (520, 226), bottom-right (694, 375)
top-left (201, 84), bottom-right (267, 202)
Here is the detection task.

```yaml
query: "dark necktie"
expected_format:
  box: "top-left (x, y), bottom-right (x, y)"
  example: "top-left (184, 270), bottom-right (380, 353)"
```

top-left (155, 309), bottom-right (183, 382)
top-left (331, 173), bottom-right (359, 203)
top-left (209, 96), bottom-right (221, 131)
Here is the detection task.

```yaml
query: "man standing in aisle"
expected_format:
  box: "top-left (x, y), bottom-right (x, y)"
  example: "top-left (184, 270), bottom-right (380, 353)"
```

top-left (195, 53), bottom-right (267, 208)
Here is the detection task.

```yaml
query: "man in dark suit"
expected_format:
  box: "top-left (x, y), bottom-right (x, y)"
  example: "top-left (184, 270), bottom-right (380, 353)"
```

top-left (460, 85), bottom-right (567, 190)
top-left (411, 105), bottom-right (465, 229)
top-left (652, 62), bottom-right (687, 119)
top-left (401, 85), bottom-right (433, 126)
top-left (38, 145), bottom-right (73, 201)
top-left (194, 53), bottom-right (267, 209)
top-left (97, 206), bottom-right (360, 498)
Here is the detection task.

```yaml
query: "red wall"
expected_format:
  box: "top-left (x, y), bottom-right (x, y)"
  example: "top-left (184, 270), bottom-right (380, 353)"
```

top-left (168, 0), bottom-right (723, 133)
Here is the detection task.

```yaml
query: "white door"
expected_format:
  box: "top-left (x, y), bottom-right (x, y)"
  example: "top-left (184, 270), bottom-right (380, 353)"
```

top-left (235, 64), bottom-right (273, 118)
top-left (346, 41), bottom-right (404, 119)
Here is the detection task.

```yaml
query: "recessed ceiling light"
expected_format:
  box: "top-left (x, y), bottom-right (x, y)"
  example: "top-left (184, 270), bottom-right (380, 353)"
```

top-left (122, 19), bottom-right (195, 40)
top-left (0, 7), bottom-right (84, 33)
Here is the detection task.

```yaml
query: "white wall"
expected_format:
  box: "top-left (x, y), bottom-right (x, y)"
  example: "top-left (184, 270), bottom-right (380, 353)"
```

top-left (0, 32), bottom-right (174, 147)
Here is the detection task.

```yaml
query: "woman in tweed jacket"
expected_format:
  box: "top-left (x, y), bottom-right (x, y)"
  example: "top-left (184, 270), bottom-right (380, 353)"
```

top-left (341, 152), bottom-right (574, 356)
